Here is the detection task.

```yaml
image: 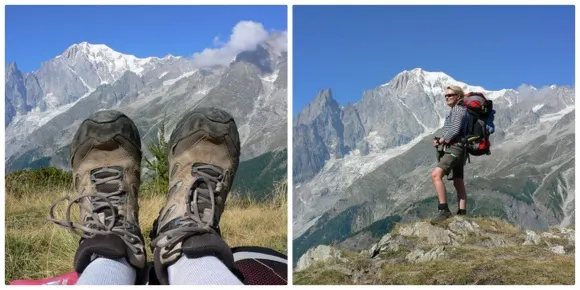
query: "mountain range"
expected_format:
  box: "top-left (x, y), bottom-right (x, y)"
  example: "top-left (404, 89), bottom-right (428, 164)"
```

top-left (5, 34), bottom-right (288, 178)
top-left (292, 68), bottom-right (575, 263)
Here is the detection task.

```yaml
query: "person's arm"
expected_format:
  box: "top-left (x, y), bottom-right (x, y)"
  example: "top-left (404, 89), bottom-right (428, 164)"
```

top-left (441, 106), bottom-right (465, 143)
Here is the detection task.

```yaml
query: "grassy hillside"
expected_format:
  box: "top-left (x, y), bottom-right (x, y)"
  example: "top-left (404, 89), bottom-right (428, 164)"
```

top-left (5, 168), bottom-right (287, 284)
top-left (232, 149), bottom-right (287, 200)
top-left (7, 147), bottom-right (287, 202)
top-left (294, 217), bottom-right (574, 285)
top-left (293, 202), bottom-right (402, 266)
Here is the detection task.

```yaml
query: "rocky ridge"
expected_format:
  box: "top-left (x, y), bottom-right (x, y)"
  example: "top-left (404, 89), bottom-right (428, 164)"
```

top-left (294, 217), bottom-right (575, 285)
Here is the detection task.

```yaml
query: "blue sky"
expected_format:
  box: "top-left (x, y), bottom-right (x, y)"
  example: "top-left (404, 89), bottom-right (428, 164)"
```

top-left (5, 5), bottom-right (287, 72)
top-left (293, 5), bottom-right (575, 115)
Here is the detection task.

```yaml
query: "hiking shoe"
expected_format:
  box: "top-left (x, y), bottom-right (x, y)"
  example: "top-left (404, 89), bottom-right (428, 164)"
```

top-left (150, 107), bottom-right (241, 285)
top-left (430, 209), bottom-right (453, 225)
top-left (48, 110), bottom-right (146, 276)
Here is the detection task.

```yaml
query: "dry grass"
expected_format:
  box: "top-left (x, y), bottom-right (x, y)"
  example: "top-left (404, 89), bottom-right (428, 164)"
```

top-left (5, 180), bottom-right (287, 284)
top-left (295, 244), bottom-right (575, 285)
top-left (379, 245), bottom-right (575, 285)
top-left (295, 216), bottom-right (575, 285)
top-left (294, 268), bottom-right (352, 285)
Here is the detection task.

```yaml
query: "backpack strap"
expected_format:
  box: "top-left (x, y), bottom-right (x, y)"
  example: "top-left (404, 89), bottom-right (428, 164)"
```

top-left (462, 109), bottom-right (471, 164)
top-left (463, 108), bottom-right (469, 137)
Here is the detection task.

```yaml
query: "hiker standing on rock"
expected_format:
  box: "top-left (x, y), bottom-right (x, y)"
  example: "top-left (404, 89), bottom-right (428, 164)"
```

top-left (431, 85), bottom-right (468, 224)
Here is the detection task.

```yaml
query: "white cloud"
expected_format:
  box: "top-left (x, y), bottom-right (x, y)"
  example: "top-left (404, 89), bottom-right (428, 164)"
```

top-left (269, 31), bottom-right (288, 54)
top-left (192, 20), bottom-right (284, 68)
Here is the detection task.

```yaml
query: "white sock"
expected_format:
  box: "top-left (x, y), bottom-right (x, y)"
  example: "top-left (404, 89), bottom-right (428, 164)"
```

top-left (168, 255), bottom-right (243, 285)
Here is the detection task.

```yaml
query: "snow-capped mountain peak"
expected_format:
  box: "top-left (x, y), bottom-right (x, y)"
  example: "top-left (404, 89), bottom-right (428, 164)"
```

top-left (383, 68), bottom-right (520, 102)
top-left (385, 68), bottom-right (454, 85)
top-left (59, 41), bottom-right (154, 77)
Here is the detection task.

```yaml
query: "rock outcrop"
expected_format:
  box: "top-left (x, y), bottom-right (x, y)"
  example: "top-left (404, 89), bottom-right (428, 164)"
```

top-left (295, 245), bottom-right (343, 271)
top-left (294, 217), bottom-right (575, 285)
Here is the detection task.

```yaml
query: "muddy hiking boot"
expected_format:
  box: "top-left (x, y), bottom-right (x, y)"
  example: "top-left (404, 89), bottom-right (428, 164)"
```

top-left (430, 209), bottom-right (453, 225)
top-left (150, 107), bottom-right (241, 285)
top-left (48, 110), bottom-right (146, 281)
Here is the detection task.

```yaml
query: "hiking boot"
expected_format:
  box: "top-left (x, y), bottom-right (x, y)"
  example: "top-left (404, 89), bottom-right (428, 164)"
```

top-left (48, 110), bottom-right (146, 277)
top-left (150, 107), bottom-right (241, 285)
top-left (457, 209), bottom-right (467, 215)
top-left (430, 209), bottom-right (453, 225)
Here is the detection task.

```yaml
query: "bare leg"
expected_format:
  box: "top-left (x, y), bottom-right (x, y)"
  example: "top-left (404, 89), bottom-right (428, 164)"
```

top-left (431, 167), bottom-right (447, 204)
top-left (454, 178), bottom-right (467, 210)
top-left (430, 167), bottom-right (453, 224)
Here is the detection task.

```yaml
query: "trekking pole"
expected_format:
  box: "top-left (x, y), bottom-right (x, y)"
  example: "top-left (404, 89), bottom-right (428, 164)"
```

top-left (434, 137), bottom-right (441, 162)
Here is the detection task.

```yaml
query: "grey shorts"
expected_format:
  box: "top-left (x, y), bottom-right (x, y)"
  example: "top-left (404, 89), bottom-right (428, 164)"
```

top-left (437, 146), bottom-right (465, 179)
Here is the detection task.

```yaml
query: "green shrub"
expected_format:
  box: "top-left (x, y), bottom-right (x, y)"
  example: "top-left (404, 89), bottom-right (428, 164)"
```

top-left (141, 117), bottom-right (169, 197)
top-left (5, 167), bottom-right (72, 198)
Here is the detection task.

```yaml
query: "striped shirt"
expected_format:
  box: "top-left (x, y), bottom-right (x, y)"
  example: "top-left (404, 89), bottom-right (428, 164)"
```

top-left (442, 104), bottom-right (467, 143)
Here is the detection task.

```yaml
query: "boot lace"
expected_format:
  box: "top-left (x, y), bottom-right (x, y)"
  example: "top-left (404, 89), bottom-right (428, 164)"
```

top-left (151, 164), bottom-right (224, 257)
top-left (48, 167), bottom-right (142, 254)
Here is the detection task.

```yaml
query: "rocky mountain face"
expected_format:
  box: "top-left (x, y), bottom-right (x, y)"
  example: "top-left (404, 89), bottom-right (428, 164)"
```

top-left (293, 68), bottom-right (575, 262)
top-left (5, 35), bottom-right (287, 173)
top-left (294, 217), bottom-right (575, 285)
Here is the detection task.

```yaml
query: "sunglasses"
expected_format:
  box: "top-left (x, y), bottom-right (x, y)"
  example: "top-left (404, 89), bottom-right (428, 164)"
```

top-left (445, 94), bottom-right (458, 98)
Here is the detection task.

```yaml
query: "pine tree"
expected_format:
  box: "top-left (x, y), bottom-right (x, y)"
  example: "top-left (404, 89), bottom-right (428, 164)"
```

top-left (143, 116), bottom-right (169, 193)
